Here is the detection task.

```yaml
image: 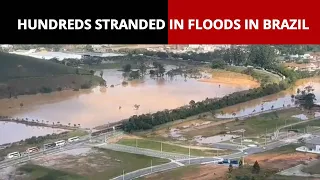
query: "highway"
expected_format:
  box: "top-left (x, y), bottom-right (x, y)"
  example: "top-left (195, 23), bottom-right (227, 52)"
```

top-left (0, 131), bottom-right (123, 169)
top-left (111, 157), bottom-right (223, 180)
top-left (95, 143), bottom-right (195, 160)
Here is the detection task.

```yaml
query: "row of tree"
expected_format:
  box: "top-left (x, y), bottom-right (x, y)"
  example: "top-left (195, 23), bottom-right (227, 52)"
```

top-left (118, 45), bottom-right (320, 68)
top-left (123, 82), bottom-right (289, 132)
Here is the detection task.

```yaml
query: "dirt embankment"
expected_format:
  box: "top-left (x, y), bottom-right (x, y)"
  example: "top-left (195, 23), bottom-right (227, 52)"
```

top-left (198, 69), bottom-right (260, 88)
top-left (245, 152), bottom-right (319, 171)
top-left (145, 164), bottom-right (228, 180)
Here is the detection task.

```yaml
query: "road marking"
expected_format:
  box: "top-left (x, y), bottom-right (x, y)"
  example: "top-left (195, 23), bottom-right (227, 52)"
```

top-left (170, 159), bottom-right (185, 166)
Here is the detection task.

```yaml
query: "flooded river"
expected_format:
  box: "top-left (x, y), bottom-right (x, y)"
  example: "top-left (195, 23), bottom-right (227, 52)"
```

top-left (2, 68), bottom-right (252, 129)
top-left (0, 65), bottom-right (319, 144)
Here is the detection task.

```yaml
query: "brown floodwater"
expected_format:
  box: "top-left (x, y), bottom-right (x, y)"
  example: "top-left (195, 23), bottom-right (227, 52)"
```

top-left (1, 66), bottom-right (320, 144)
top-left (217, 77), bottom-right (320, 118)
top-left (0, 67), bottom-right (254, 131)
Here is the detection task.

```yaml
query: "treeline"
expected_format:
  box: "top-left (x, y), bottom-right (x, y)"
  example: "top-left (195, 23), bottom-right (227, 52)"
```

top-left (118, 45), bottom-right (320, 66)
top-left (123, 81), bottom-right (289, 132)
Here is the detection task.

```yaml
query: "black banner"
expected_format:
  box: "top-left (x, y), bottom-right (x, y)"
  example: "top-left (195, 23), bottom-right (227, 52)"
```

top-left (0, 0), bottom-right (168, 44)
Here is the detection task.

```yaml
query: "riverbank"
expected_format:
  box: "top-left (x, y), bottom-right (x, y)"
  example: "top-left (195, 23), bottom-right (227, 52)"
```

top-left (0, 116), bottom-right (80, 130)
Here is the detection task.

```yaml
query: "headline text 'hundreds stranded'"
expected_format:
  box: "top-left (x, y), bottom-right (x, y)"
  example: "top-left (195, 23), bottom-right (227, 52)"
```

top-left (17, 19), bottom-right (166, 30)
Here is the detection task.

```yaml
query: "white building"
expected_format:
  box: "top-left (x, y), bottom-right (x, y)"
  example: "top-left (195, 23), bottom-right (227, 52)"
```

top-left (296, 138), bottom-right (320, 154)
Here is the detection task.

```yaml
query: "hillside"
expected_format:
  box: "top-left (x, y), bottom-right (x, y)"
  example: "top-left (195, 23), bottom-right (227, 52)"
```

top-left (0, 52), bottom-right (105, 98)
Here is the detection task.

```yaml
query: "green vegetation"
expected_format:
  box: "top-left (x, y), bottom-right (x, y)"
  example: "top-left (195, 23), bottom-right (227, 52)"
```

top-left (183, 108), bottom-right (302, 138)
top-left (123, 81), bottom-right (289, 132)
top-left (19, 164), bottom-right (85, 180)
top-left (89, 148), bottom-right (169, 179)
top-left (259, 144), bottom-right (303, 154)
top-left (0, 52), bottom-right (105, 98)
top-left (227, 165), bottom-right (276, 180)
top-left (117, 138), bottom-right (226, 156)
top-left (19, 148), bottom-right (169, 180)
top-left (138, 165), bottom-right (201, 180)
top-left (122, 45), bottom-right (316, 132)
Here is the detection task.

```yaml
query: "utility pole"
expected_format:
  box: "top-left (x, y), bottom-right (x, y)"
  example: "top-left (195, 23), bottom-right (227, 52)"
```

top-left (160, 142), bottom-right (163, 152)
top-left (136, 139), bottom-right (138, 148)
top-left (151, 160), bottom-right (153, 172)
top-left (89, 128), bottom-right (92, 142)
top-left (122, 170), bottom-right (125, 180)
top-left (265, 128), bottom-right (267, 147)
top-left (104, 134), bottom-right (107, 143)
top-left (189, 144), bottom-right (191, 165)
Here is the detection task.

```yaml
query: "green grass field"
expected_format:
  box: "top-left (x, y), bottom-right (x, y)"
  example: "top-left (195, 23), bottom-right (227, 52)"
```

top-left (137, 165), bottom-right (199, 180)
top-left (183, 108), bottom-right (303, 138)
top-left (117, 138), bottom-right (230, 156)
top-left (0, 52), bottom-right (104, 98)
top-left (18, 148), bottom-right (170, 180)
top-left (19, 164), bottom-right (86, 180)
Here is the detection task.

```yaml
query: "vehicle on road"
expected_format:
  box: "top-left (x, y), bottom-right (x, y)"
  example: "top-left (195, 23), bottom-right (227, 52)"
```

top-left (68, 136), bottom-right (80, 143)
top-left (26, 147), bottom-right (40, 153)
top-left (7, 152), bottom-right (20, 159)
top-left (55, 140), bottom-right (66, 147)
top-left (44, 142), bottom-right (56, 149)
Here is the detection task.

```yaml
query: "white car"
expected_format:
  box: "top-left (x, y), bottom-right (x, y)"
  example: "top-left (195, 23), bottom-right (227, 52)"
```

top-left (7, 152), bottom-right (20, 159)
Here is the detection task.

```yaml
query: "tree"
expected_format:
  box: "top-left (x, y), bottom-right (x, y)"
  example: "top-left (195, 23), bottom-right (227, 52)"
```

top-left (239, 159), bottom-right (243, 168)
top-left (129, 70), bottom-right (140, 79)
top-left (303, 93), bottom-right (316, 109)
top-left (248, 45), bottom-right (276, 68)
top-left (85, 45), bottom-right (94, 52)
top-left (252, 161), bottom-right (260, 174)
top-left (138, 63), bottom-right (147, 76)
top-left (76, 68), bottom-right (80, 75)
top-left (297, 88), bottom-right (301, 95)
top-left (189, 100), bottom-right (196, 107)
top-left (123, 64), bottom-right (132, 73)
top-left (90, 70), bottom-right (95, 75)
top-left (211, 59), bottom-right (226, 69)
top-left (228, 163), bottom-right (233, 173)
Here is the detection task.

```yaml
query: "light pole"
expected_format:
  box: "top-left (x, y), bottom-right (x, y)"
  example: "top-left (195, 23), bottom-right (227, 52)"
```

top-left (265, 128), bottom-right (267, 147)
top-left (188, 144), bottom-right (191, 165)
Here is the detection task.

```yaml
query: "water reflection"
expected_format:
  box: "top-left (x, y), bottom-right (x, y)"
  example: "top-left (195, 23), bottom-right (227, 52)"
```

top-left (0, 122), bottom-right (66, 145)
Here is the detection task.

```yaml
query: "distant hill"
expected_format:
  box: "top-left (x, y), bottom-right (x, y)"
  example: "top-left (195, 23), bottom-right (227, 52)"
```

top-left (0, 52), bottom-right (85, 82)
top-left (0, 52), bottom-right (105, 98)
